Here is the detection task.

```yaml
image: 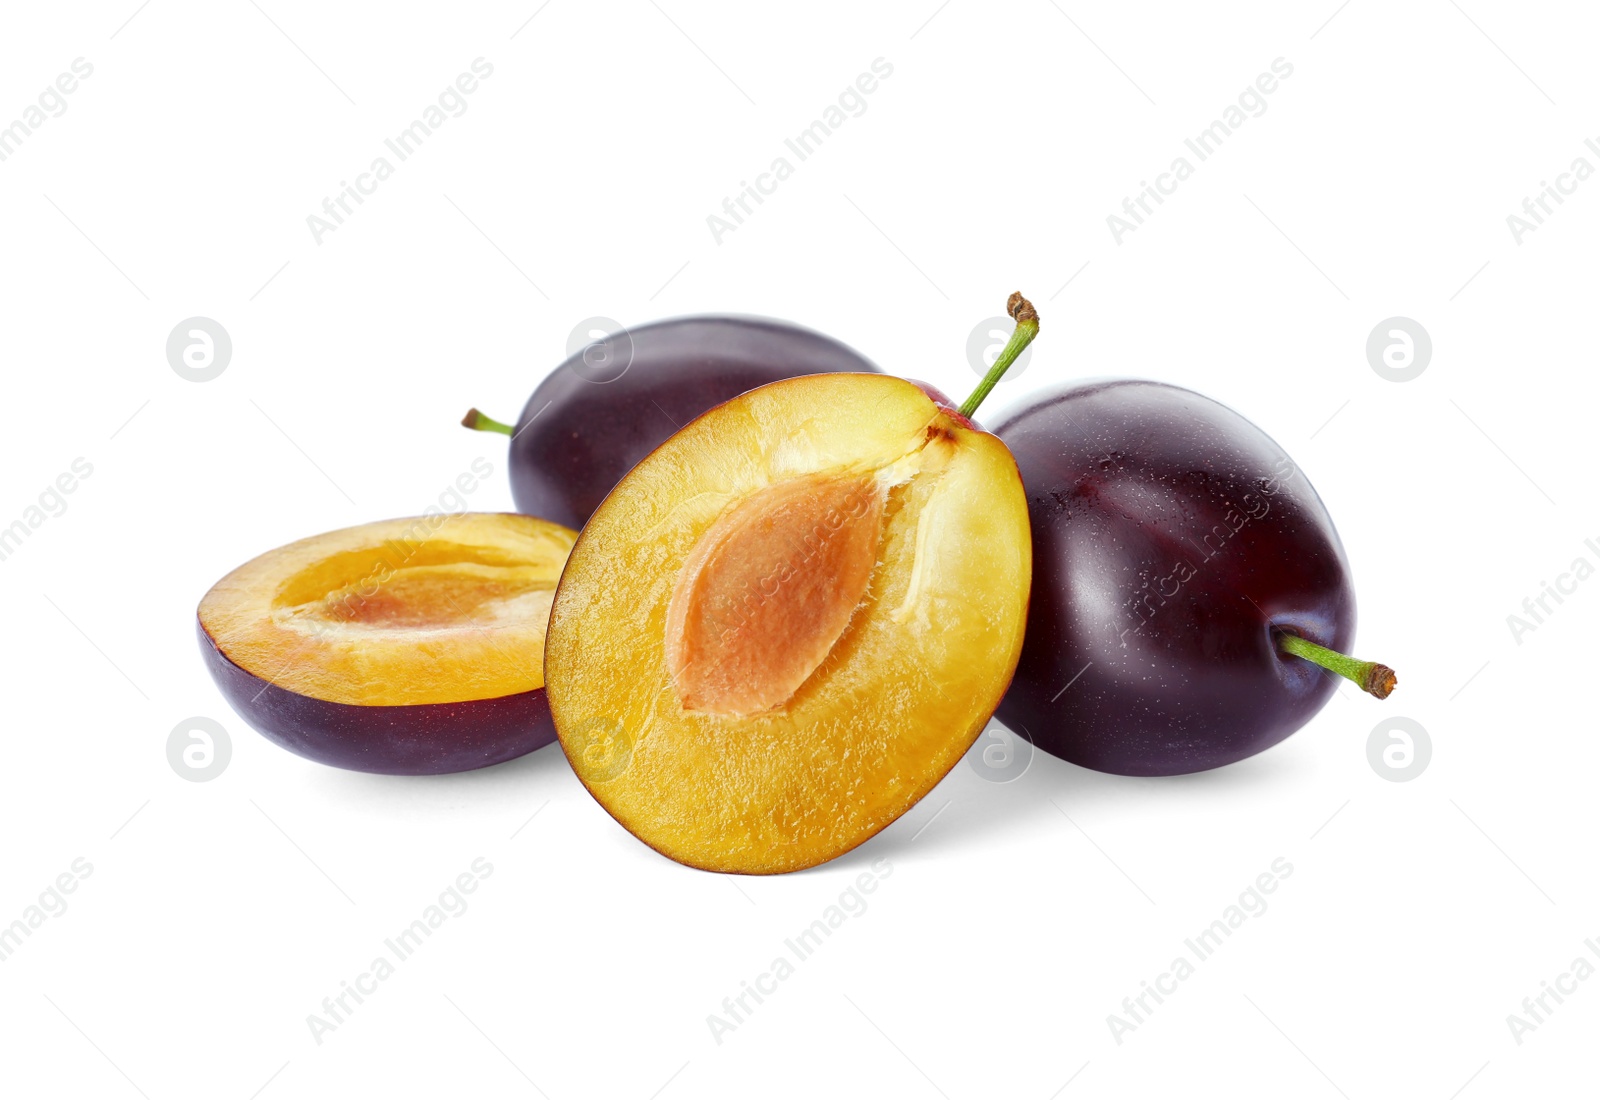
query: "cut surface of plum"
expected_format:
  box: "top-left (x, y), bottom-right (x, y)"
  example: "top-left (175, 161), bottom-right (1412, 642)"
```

top-left (198, 513), bottom-right (575, 774)
top-left (544, 372), bottom-right (1032, 874)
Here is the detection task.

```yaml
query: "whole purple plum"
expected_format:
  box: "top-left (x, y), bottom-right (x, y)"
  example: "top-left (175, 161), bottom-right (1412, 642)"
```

top-left (993, 379), bottom-right (1394, 776)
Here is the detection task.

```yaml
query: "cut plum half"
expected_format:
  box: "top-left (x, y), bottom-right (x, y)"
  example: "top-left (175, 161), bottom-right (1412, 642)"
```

top-left (545, 371), bottom-right (1033, 873)
top-left (198, 513), bottom-right (576, 775)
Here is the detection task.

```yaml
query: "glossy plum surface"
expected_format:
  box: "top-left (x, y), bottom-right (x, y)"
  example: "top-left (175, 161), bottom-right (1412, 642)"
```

top-left (505, 316), bottom-right (879, 529)
top-left (993, 379), bottom-right (1356, 776)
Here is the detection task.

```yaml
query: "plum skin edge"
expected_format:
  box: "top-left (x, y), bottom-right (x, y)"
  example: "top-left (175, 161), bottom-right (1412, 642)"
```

top-left (196, 618), bottom-right (557, 776)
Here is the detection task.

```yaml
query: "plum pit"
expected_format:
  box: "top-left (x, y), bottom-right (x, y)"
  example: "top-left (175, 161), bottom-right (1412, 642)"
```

top-left (665, 471), bottom-right (887, 718)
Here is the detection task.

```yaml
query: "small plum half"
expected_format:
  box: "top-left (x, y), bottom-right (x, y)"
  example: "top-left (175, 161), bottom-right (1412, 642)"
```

top-left (198, 513), bottom-right (575, 775)
top-left (543, 369), bottom-right (1034, 874)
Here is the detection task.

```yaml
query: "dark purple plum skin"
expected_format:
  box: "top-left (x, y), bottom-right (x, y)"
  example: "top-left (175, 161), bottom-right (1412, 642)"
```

top-left (992, 379), bottom-right (1356, 776)
top-left (198, 620), bottom-right (556, 775)
top-left (507, 316), bottom-right (879, 528)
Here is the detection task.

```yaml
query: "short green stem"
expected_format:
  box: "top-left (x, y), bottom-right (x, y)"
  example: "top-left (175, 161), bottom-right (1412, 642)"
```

top-left (959, 291), bottom-right (1039, 420)
top-left (462, 408), bottom-right (515, 436)
top-left (1276, 631), bottom-right (1397, 699)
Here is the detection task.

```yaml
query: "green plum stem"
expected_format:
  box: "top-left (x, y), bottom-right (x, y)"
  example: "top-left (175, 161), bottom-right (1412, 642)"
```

top-left (462, 408), bottom-right (515, 436)
top-left (1276, 631), bottom-right (1397, 699)
top-left (958, 291), bottom-right (1039, 420)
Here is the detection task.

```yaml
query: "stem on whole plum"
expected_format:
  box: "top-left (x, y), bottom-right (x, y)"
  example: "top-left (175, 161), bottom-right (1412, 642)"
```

top-left (462, 408), bottom-right (515, 436)
top-left (958, 291), bottom-right (1040, 420)
top-left (1276, 631), bottom-right (1397, 699)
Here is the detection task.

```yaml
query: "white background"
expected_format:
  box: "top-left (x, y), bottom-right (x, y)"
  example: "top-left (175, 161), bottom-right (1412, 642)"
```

top-left (0, 2), bottom-right (1594, 1097)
